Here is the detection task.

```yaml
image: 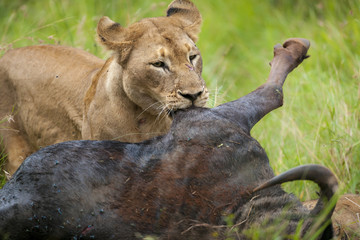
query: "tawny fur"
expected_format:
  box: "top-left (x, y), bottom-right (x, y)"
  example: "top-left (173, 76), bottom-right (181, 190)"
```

top-left (303, 194), bottom-right (360, 239)
top-left (0, 0), bottom-right (209, 174)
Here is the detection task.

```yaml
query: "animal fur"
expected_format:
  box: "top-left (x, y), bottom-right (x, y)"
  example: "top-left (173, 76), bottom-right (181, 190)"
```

top-left (0, 38), bottom-right (338, 239)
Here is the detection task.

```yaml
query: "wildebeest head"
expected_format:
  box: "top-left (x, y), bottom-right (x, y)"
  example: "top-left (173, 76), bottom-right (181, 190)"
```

top-left (0, 38), bottom-right (338, 240)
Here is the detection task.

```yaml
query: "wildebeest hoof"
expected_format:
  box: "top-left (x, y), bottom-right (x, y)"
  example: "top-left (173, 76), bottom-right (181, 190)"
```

top-left (283, 37), bottom-right (311, 61)
top-left (271, 38), bottom-right (310, 69)
top-left (284, 38), bottom-right (310, 51)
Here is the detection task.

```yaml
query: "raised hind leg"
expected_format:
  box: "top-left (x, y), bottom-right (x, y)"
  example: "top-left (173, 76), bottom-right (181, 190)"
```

top-left (214, 38), bottom-right (310, 133)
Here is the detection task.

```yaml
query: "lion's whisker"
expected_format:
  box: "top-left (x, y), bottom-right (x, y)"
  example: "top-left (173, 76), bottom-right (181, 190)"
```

top-left (155, 105), bottom-right (170, 124)
top-left (136, 101), bottom-right (164, 119)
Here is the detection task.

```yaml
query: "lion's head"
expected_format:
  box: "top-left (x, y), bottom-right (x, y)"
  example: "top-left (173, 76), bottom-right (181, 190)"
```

top-left (96, 0), bottom-right (208, 116)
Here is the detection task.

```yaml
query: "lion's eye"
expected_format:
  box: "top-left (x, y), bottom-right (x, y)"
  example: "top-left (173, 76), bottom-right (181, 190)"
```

top-left (151, 61), bottom-right (166, 68)
top-left (189, 55), bottom-right (197, 63)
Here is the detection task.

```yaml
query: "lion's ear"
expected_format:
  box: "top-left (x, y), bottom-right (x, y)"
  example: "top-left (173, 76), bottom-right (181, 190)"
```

top-left (97, 16), bottom-right (133, 62)
top-left (97, 16), bottom-right (127, 49)
top-left (166, 0), bottom-right (202, 42)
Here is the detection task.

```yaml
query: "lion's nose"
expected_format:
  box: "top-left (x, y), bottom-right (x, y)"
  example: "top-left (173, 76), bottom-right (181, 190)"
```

top-left (178, 90), bottom-right (203, 103)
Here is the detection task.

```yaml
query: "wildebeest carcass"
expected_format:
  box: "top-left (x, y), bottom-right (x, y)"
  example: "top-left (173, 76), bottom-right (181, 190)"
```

top-left (0, 38), bottom-right (338, 239)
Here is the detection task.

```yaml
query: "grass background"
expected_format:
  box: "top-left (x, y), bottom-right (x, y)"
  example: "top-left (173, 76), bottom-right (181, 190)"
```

top-left (0, 0), bottom-right (359, 204)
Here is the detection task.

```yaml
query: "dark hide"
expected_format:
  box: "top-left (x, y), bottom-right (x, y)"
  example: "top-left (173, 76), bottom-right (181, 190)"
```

top-left (0, 39), bottom-right (337, 239)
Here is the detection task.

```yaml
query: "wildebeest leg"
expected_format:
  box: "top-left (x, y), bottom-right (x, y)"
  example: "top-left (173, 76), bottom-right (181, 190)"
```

top-left (214, 38), bottom-right (310, 133)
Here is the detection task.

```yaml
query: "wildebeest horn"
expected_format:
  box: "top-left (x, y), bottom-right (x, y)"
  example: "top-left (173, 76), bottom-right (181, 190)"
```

top-left (253, 164), bottom-right (338, 197)
top-left (253, 164), bottom-right (338, 238)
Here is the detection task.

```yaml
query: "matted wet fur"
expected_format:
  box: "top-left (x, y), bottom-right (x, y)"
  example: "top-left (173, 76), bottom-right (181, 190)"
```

top-left (0, 0), bottom-right (208, 174)
top-left (0, 38), bottom-right (338, 239)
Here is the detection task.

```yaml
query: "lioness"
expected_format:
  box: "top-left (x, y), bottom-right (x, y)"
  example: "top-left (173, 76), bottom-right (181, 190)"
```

top-left (0, 0), bottom-right (208, 174)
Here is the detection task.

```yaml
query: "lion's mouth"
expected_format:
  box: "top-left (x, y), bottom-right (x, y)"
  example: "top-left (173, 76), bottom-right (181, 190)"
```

top-left (163, 90), bottom-right (208, 118)
top-left (167, 105), bottom-right (200, 119)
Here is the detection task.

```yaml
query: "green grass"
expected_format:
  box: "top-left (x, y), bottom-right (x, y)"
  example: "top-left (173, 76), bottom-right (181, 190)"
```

top-left (0, 0), bottom-right (359, 202)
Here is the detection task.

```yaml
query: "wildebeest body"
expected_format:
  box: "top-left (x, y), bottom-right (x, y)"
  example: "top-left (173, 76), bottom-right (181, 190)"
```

top-left (0, 38), bottom-right (336, 239)
top-left (1, 112), bottom-right (277, 238)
